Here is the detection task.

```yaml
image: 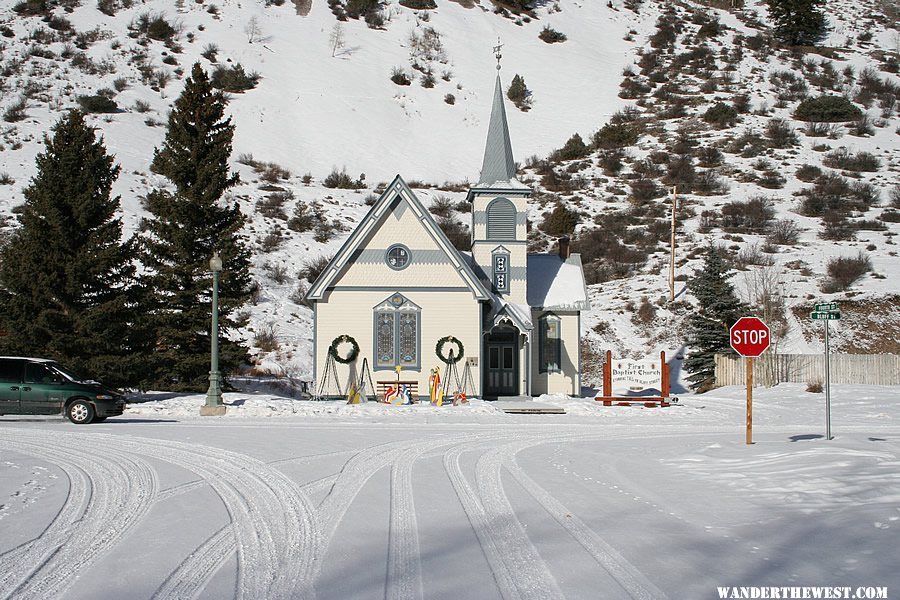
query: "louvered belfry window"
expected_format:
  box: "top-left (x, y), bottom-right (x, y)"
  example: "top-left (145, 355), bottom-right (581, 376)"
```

top-left (486, 198), bottom-right (516, 240)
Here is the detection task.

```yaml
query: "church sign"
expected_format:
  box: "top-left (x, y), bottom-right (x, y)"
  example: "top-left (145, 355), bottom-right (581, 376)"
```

top-left (610, 359), bottom-right (663, 395)
top-left (596, 351), bottom-right (673, 407)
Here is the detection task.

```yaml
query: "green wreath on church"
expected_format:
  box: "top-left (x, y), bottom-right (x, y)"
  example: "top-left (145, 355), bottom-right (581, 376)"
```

top-left (435, 336), bottom-right (464, 364)
top-left (329, 335), bottom-right (359, 364)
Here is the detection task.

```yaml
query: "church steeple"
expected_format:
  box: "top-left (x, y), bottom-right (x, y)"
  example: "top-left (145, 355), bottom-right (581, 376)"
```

top-left (478, 42), bottom-right (517, 187)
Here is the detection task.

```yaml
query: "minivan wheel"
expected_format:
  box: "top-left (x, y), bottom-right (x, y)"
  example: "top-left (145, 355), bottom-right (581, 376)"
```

top-left (67, 400), bottom-right (95, 424)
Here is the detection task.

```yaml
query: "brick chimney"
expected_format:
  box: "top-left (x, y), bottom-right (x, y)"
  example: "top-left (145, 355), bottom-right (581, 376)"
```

top-left (558, 236), bottom-right (571, 260)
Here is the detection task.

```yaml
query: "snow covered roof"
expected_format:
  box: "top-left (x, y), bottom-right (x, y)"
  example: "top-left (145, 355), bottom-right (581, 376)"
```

top-left (488, 298), bottom-right (534, 332)
top-left (526, 254), bottom-right (590, 311)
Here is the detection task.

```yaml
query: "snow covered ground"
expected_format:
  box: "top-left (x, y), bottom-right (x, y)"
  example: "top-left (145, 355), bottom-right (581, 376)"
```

top-left (1, 384), bottom-right (898, 599)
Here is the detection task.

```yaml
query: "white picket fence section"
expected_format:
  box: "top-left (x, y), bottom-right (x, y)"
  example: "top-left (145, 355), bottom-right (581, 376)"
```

top-left (714, 353), bottom-right (900, 387)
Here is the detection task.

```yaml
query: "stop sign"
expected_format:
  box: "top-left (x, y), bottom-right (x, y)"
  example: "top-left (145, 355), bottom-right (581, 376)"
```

top-left (730, 317), bottom-right (770, 357)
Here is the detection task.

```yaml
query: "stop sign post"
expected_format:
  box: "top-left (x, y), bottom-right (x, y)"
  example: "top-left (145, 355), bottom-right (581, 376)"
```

top-left (730, 317), bottom-right (771, 445)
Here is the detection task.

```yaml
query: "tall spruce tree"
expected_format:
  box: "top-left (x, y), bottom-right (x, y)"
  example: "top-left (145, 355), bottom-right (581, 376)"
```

top-left (765, 0), bottom-right (827, 46)
top-left (0, 110), bottom-right (141, 387)
top-left (683, 247), bottom-right (745, 392)
top-left (140, 62), bottom-right (251, 391)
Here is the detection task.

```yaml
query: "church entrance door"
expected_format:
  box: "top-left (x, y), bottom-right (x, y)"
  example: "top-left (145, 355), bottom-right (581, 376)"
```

top-left (484, 327), bottom-right (518, 398)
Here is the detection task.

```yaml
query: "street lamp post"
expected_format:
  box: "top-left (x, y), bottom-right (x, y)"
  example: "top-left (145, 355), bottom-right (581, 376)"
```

top-left (200, 252), bottom-right (226, 416)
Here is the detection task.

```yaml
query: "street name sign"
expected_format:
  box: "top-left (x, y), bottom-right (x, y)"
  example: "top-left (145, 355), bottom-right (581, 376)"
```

top-left (814, 302), bottom-right (838, 311)
top-left (811, 311), bottom-right (841, 320)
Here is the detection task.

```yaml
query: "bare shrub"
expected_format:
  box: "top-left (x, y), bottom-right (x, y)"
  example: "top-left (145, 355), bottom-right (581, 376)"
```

top-left (693, 170), bottom-right (728, 195)
top-left (300, 254), bottom-right (333, 283)
top-left (765, 118), bottom-right (798, 148)
top-left (323, 167), bottom-right (365, 189)
top-left (721, 196), bottom-right (774, 232)
top-left (429, 195), bottom-right (453, 218)
top-left (3, 96), bottom-right (28, 123)
top-left (819, 214), bottom-right (856, 241)
top-left (437, 216), bottom-right (469, 251)
top-left (734, 243), bottom-right (775, 270)
top-left (260, 230), bottom-right (283, 252)
top-left (822, 147), bottom-right (881, 172)
top-left (767, 219), bottom-right (802, 246)
top-left (255, 323), bottom-right (281, 352)
top-left (821, 252), bottom-right (871, 292)
top-left (795, 164), bottom-right (822, 182)
top-left (890, 185), bottom-right (900, 208)
top-left (633, 296), bottom-right (656, 324)
top-left (264, 262), bottom-right (290, 284)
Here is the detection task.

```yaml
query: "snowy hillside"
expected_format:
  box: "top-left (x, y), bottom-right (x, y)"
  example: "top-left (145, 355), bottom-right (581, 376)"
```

top-left (0, 0), bottom-right (898, 386)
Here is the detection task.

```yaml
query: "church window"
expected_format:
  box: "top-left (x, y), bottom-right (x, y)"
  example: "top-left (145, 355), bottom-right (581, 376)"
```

top-left (385, 244), bottom-right (411, 270)
top-left (493, 250), bottom-right (509, 294)
top-left (539, 314), bottom-right (561, 373)
top-left (486, 198), bottom-right (516, 240)
top-left (374, 294), bottom-right (420, 369)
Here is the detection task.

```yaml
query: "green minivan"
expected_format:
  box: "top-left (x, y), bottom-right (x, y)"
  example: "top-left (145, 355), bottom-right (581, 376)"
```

top-left (0, 357), bottom-right (126, 424)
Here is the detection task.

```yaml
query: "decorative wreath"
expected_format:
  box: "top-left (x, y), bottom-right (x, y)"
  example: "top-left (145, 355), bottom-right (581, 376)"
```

top-left (435, 336), bottom-right (464, 364)
top-left (329, 334), bottom-right (359, 364)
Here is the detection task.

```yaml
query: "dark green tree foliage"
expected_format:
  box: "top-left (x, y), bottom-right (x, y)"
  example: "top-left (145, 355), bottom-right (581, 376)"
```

top-left (507, 74), bottom-right (532, 111)
top-left (0, 110), bottom-right (141, 387)
top-left (684, 247), bottom-right (744, 392)
top-left (141, 63), bottom-right (251, 390)
top-left (551, 133), bottom-right (588, 162)
top-left (765, 0), bottom-right (827, 46)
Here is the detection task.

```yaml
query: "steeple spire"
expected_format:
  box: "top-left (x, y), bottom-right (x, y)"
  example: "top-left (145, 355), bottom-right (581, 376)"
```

top-left (478, 40), bottom-right (517, 187)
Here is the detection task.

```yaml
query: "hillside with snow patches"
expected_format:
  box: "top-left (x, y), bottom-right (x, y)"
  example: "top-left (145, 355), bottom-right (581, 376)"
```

top-left (0, 0), bottom-right (898, 387)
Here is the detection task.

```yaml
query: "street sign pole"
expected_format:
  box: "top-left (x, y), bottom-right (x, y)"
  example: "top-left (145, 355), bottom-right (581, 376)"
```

top-left (746, 356), bottom-right (753, 445)
top-left (825, 320), bottom-right (832, 440)
top-left (730, 317), bottom-right (769, 446)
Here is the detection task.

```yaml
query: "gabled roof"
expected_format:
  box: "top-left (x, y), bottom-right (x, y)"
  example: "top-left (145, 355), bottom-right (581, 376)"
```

top-left (526, 253), bottom-right (591, 311)
top-left (305, 175), bottom-right (491, 302)
top-left (488, 298), bottom-right (534, 332)
top-left (477, 74), bottom-right (518, 187)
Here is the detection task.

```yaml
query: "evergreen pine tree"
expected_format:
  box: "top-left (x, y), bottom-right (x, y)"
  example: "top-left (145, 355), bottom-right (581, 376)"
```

top-left (140, 63), bottom-right (251, 391)
top-left (765, 0), bottom-right (827, 46)
top-left (683, 246), bottom-right (744, 392)
top-left (0, 110), bottom-right (142, 387)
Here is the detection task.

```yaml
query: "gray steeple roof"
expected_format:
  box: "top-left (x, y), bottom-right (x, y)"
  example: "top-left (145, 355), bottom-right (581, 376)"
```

top-left (478, 75), bottom-right (518, 186)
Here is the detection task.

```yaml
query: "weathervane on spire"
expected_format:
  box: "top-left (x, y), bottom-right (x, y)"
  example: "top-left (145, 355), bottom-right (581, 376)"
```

top-left (493, 37), bottom-right (503, 71)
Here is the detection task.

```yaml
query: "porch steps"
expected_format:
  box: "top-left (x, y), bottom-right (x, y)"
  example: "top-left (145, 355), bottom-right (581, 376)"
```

top-left (494, 396), bottom-right (566, 414)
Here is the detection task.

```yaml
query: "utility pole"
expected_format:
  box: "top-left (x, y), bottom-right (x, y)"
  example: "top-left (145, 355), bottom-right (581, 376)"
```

top-left (669, 186), bottom-right (677, 302)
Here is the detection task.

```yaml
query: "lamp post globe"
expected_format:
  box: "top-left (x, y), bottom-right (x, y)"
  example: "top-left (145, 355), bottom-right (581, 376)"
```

top-left (201, 252), bottom-right (226, 415)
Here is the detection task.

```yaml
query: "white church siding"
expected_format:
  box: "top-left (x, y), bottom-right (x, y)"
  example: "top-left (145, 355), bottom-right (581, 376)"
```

top-left (531, 311), bottom-right (581, 396)
top-left (315, 289), bottom-right (482, 399)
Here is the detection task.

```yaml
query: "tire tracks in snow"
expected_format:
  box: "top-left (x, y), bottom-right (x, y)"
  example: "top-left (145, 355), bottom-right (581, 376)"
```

top-left (385, 444), bottom-right (426, 600)
top-left (0, 430), bottom-right (158, 600)
top-left (150, 524), bottom-right (234, 600)
top-left (500, 439), bottom-right (669, 600)
top-left (104, 435), bottom-right (320, 600)
top-left (443, 439), bottom-right (527, 600)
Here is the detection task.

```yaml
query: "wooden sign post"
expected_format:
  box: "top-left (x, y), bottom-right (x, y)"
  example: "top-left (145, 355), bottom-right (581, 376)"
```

top-left (730, 317), bottom-right (770, 445)
top-left (746, 356), bottom-right (753, 445)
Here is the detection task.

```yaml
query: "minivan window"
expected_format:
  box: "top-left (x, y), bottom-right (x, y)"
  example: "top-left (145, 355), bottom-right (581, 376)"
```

top-left (49, 362), bottom-right (84, 382)
top-left (0, 359), bottom-right (22, 383)
top-left (24, 362), bottom-right (58, 384)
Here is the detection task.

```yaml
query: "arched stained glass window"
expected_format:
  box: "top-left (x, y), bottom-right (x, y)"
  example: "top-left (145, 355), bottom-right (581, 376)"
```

top-left (374, 294), bottom-right (420, 370)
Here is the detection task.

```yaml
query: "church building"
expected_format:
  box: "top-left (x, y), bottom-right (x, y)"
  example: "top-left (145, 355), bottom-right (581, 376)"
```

top-left (305, 72), bottom-right (589, 399)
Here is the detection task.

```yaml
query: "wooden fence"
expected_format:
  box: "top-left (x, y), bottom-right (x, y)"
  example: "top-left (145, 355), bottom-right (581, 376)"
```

top-left (714, 353), bottom-right (900, 387)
